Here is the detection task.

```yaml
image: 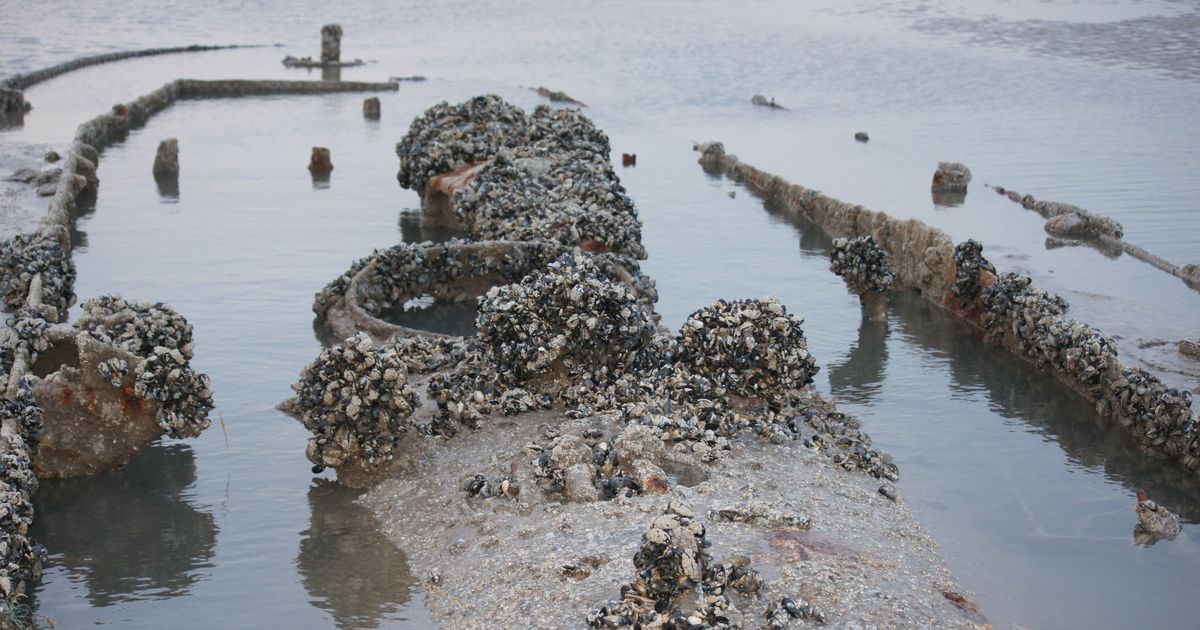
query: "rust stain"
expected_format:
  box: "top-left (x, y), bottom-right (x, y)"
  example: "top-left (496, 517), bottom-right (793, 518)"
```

top-left (642, 475), bottom-right (669, 494)
top-left (57, 385), bottom-right (74, 405)
top-left (768, 529), bottom-right (861, 564)
top-left (120, 384), bottom-right (145, 414)
top-left (429, 162), bottom-right (485, 196)
top-left (942, 590), bottom-right (989, 624)
top-left (579, 239), bottom-right (610, 254)
top-left (84, 386), bottom-right (99, 413)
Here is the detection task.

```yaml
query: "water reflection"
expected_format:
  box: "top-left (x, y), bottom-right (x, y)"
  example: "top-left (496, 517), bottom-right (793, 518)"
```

top-left (312, 316), bottom-right (344, 347)
top-left (297, 479), bottom-right (418, 629)
top-left (321, 66), bottom-right (341, 82)
top-left (1045, 235), bottom-right (1122, 259)
top-left (381, 301), bottom-right (478, 337)
top-left (68, 188), bottom-right (97, 249)
top-left (827, 315), bottom-right (889, 405)
top-left (398, 212), bottom-right (459, 244)
top-left (155, 173), bottom-right (180, 201)
top-left (311, 171), bottom-right (331, 189)
top-left (932, 189), bottom-right (966, 208)
top-left (31, 444), bottom-right (217, 607)
top-left (887, 289), bottom-right (1200, 521)
top-left (0, 110), bottom-right (24, 129)
top-left (745, 181), bottom-right (1200, 521)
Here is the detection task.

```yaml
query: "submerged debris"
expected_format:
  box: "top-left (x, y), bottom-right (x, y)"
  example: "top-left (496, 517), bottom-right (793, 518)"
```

top-left (312, 240), bottom-right (656, 342)
top-left (751, 94), bottom-right (787, 110)
top-left (153, 138), bottom-right (179, 176)
top-left (955, 241), bottom-right (1198, 471)
top-left (534, 86), bottom-right (586, 106)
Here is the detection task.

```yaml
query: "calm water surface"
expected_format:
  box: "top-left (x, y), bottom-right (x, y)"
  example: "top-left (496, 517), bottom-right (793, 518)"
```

top-left (3, 1), bottom-right (1199, 628)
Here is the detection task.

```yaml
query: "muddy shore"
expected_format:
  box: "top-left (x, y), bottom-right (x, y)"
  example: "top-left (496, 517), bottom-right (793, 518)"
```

top-left (359, 402), bottom-right (985, 628)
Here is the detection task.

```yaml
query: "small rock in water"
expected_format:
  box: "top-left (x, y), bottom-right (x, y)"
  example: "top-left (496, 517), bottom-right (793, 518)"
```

top-left (308, 147), bottom-right (333, 174)
top-left (5, 168), bottom-right (37, 183)
top-left (1134, 489), bottom-right (1181, 543)
top-left (43, 150), bottom-right (60, 163)
top-left (878, 483), bottom-right (897, 501)
top-left (153, 138), bottom-right (179, 176)
top-left (854, 131), bottom-right (869, 142)
top-left (1180, 339), bottom-right (1200, 359)
top-left (751, 94), bottom-right (787, 109)
top-left (363, 97), bottom-right (381, 120)
top-left (535, 86), bottom-right (586, 106)
top-left (621, 153), bottom-right (636, 167)
top-left (931, 161), bottom-right (971, 192)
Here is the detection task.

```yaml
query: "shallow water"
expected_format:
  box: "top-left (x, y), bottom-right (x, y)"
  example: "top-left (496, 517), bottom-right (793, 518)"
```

top-left (4, 1), bottom-right (1200, 628)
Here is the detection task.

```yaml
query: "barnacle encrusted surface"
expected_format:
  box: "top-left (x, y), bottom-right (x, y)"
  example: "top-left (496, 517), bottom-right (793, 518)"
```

top-left (475, 253), bottom-right (656, 382)
top-left (395, 95), bottom-right (529, 192)
top-left (829, 235), bottom-right (894, 295)
top-left (674, 297), bottom-right (818, 402)
top-left (0, 233), bottom-right (76, 320)
top-left (293, 332), bottom-right (420, 469)
top-left (77, 295), bottom-right (212, 438)
top-left (587, 502), bottom-right (763, 628)
top-left (950, 239), bottom-right (994, 305)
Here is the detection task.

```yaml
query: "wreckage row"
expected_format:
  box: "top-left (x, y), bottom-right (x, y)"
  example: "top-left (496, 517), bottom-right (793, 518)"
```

top-left (696, 142), bottom-right (1199, 476)
top-left (0, 69), bottom-right (402, 612)
top-left (285, 95), bottom-right (904, 627)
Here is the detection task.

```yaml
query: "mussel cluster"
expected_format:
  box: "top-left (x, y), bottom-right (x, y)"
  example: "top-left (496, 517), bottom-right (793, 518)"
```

top-left (588, 502), bottom-right (762, 629)
top-left (524, 424), bottom-right (670, 502)
top-left (395, 95), bottom-right (529, 193)
top-left (313, 240), bottom-right (656, 325)
top-left (674, 298), bottom-right (818, 403)
top-left (0, 448), bottom-right (45, 603)
top-left (292, 332), bottom-right (420, 470)
top-left (950, 239), bottom-right (994, 305)
top-left (454, 148), bottom-right (646, 259)
top-left (0, 384), bottom-right (45, 603)
top-left (477, 253), bottom-right (657, 382)
top-left (959, 244), bottom-right (1199, 470)
top-left (790, 404), bottom-right (900, 481)
top-left (979, 273), bottom-right (1117, 383)
top-left (79, 295), bottom-right (195, 357)
top-left (764, 596), bottom-right (826, 627)
top-left (1098, 368), bottom-right (1196, 460)
top-left (829, 235), bottom-right (893, 295)
top-left (396, 95), bottom-right (646, 258)
top-left (0, 233), bottom-right (76, 321)
top-left (0, 309), bottom-right (50, 376)
top-left (77, 295), bottom-right (213, 439)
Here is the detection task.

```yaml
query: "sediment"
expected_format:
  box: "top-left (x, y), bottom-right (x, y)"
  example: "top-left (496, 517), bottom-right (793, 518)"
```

top-left (697, 142), bottom-right (1199, 476)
